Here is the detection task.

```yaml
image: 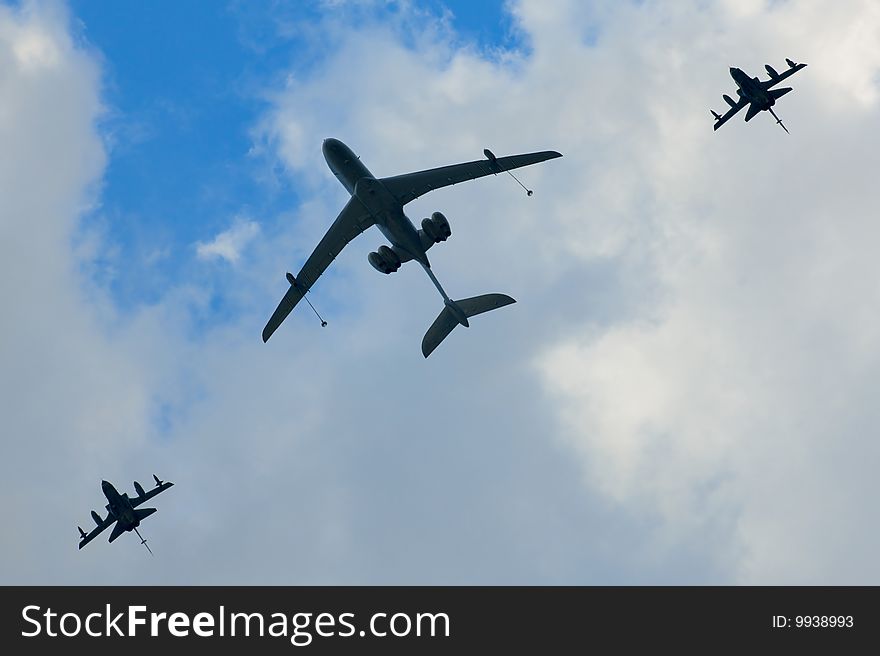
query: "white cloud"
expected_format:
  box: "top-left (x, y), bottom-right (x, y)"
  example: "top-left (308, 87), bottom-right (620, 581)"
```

top-left (5, 0), bottom-right (880, 585)
top-left (196, 219), bottom-right (261, 264)
top-left (0, 0), bottom-right (153, 581)
top-left (258, 0), bottom-right (880, 583)
top-left (525, 0), bottom-right (880, 583)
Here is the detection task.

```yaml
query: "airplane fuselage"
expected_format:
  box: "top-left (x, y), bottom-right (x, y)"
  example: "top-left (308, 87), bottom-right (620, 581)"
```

top-left (322, 138), bottom-right (429, 267)
top-left (730, 67), bottom-right (774, 109)
top-left (101, 480), bottom-right (139, 531)
top-left (261, 137), bottom-right (560, 350)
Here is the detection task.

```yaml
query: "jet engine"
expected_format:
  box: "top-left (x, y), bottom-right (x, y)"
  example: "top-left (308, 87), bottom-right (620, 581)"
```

top-left (134, 481), bottom-right (145, 497)
top-left (91, 510), bottom-right (102, 526)
top-left (368, 244), bottom-right (401, 274)
top-left (421, 212), bottom-right (452, 243)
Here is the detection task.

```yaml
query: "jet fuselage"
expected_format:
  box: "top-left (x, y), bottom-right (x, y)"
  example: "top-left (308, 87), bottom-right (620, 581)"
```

top-left (730, 67), bottom-right (774, 109)
top-left (101, 480), bottom-right (139, 531)
top-left (322, 138), bottom-right (429, 267)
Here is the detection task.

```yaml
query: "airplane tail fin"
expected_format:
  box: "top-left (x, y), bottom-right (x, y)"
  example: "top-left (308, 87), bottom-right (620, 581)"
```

top-left (134, 508), bottom-right (157, 522)
top-left (421, 293), bottom-right (515, 357)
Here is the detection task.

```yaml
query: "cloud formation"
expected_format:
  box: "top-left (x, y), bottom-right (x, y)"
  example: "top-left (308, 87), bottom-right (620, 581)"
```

top-left (0, 0), bottom-right (145, 580)
top-left (3, 0), bottom-right (880, 585)
top-left (196, 219), bottom-right (261, 264)
top-left (247, 0), bottom-right (880, 584)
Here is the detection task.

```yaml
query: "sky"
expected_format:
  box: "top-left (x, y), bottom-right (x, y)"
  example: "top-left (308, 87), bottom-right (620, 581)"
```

top-left (1, 0), bottom-right (880, 584)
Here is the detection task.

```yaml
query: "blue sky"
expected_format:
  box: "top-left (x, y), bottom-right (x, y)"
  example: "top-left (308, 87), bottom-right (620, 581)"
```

top-left (4, 0), bottom-right (880, 585)
top-left (70, 0), bottom-right (512, 311)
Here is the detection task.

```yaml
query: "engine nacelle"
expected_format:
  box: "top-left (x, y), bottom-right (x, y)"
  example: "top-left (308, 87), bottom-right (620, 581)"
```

top-left (765, 64), bottom-right (779, 79)
top-left (431, 212), bottom-right (451, 239)
top-left (421, 212), bottom-right (452, 243)
top-left (421, 218), bottom-right (438, 242)
top-left (91, 510), bottom-right (102, 526)
top-left (368, 244), bottom-right (401, 274)
top-left (134, 481), bottom-right (145, 497)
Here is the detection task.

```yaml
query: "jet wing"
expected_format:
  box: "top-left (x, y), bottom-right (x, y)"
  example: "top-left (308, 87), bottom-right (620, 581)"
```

top-left (78, 515), bottom-right (114, 550)
top-left (763, 61), bottom-right (807, 89)
top-left (130, 481), bottom-right (174, 508)
top-left (713, 97), bottom-right (748, 131)
top-left (262, 196), bottom-right (375, 342)
top-left (380, 150), bottom-right (563, 205)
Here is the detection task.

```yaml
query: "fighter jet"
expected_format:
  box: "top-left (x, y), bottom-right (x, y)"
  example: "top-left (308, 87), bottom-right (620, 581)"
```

top-left (711, 58), bottom-right (807, 133)
top-left (262, 138), bottom-right (562, 357)
top-left (77, 475), bottom-right (174, 554)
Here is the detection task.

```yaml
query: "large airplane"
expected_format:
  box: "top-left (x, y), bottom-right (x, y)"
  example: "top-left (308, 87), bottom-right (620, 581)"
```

top-left (711, 58), bottom-right (807, 133)
top-left (77, 475), bottom-right (174, 554)
top-left (262, 138), bottom-right (562, 357)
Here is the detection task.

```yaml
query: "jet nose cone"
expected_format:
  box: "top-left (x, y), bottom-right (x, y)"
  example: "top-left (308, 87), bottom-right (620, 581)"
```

top-left (322, 138), bottom-right (341, 153)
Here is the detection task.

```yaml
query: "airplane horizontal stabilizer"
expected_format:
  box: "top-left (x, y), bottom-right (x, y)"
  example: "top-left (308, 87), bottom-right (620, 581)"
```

top-left (769, 87), bottom-right (793, 100)
top-left (134, 507), bottom-right (157, 521)
top-left (108, 522), bottom-right (126, 543)
top-left (421, 293), bottom-right (515, 357)
top-left (422, 306), bottom-right (457, 358)
top-left (455, 293), bottom-right (516, 318)
top-left (744, 103), bottom-right (761, 122)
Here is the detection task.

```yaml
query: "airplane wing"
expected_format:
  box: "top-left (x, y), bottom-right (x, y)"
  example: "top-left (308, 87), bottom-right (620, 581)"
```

top-left (262, 196), bottom-right (375, 342)
top-left (712, 97), bottom-right (749, 131)
top-left (78, 515), bottom-right (114, 550)
top-left (763, 60), bottom-right (807, 89)
top-left (130, 479), bottom-right (174, 508)
top-left (380, 150), bottom-right (563, 205)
